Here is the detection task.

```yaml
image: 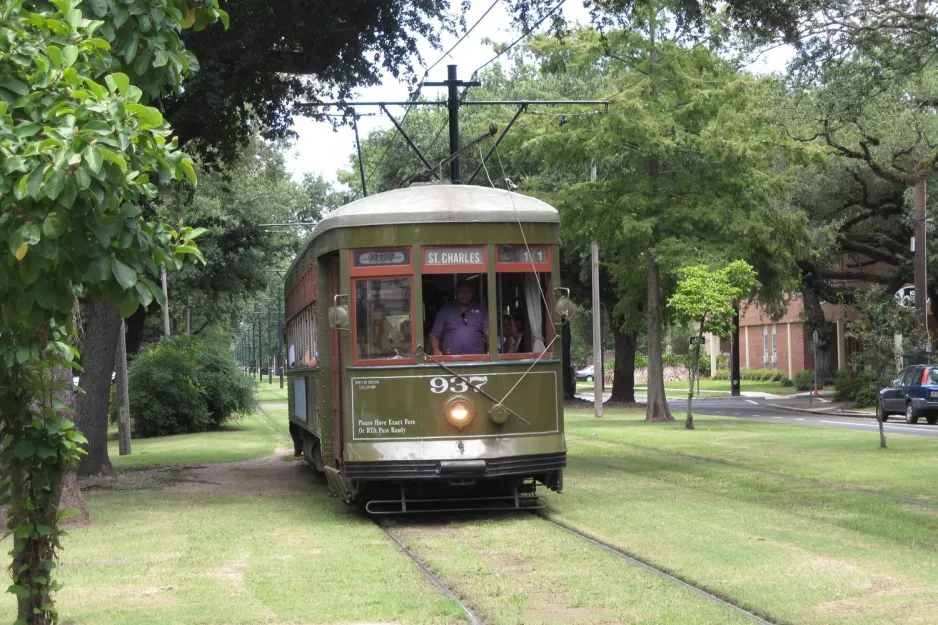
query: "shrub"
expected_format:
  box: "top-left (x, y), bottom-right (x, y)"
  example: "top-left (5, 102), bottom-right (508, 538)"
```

top-left (781, 377), bottom-right (794, 387)
top-left (793, 369), bottom-right (815, 392)
top-left (716, 353), bottom-right (730, 370)
top-left (127, 336), bottom-right (257, 437)
top-left (712, 369), bottom-right (729, 380)
top-left (635, 353), bottom-right (649, 368)
top-left (834, 370), bottom-right (887, 406)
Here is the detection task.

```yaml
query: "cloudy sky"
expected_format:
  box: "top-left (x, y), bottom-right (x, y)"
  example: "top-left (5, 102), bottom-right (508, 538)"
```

top-left (284, 2), bottom-right (790, 188)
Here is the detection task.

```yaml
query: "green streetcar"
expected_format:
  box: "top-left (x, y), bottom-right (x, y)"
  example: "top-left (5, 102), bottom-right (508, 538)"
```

top-left (284, 183), bottom-right (573, 513)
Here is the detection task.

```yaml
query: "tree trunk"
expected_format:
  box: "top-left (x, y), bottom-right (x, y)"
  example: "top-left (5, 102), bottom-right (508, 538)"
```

top-left (562, 319), bottom-right (574, 400)
top-left (686, 335), bottom-right (703, 430)
top-left (646, 258), bottom-right (674, 421)
top-left (124, 304), bottom-right (149, 358)
top-left (75, 298), bottom-right (122, 476)
top-left (610, 327), bottom-right (636, 403)
top-left (52, 362), bottom-right (89, 528)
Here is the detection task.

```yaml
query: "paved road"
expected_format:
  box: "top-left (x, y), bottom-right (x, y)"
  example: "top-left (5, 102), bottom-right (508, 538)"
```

top-left (577, 393), bottom-right (938, 439)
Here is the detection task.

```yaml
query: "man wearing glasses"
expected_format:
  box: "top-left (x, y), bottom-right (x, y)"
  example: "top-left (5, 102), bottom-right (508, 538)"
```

top-left (430, 281), bottom-right (489, 356)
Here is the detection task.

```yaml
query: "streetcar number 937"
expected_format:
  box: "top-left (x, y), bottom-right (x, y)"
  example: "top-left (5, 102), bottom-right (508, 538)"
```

top-left (429, 376), bottom-right (488, 394)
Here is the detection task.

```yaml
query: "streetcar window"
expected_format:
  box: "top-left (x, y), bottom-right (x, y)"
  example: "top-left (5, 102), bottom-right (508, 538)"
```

top-left (422, 273), bottom-right (489, 357)
top-left (496, 272), bottom-right (551, 356)
top-left (354, 277), bottom-right (413, 361)
top-left (286, 304), bottom-right (317, 368)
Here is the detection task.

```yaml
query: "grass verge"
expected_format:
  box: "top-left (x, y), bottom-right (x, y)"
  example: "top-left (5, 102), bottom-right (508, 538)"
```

top-left (256, 384), bottom-right (288, 403)
top-left (552, 408), bottom-right (938, 624)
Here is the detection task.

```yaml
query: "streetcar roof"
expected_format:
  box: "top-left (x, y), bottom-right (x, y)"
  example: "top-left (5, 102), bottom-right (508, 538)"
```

top-left (312, 184), bottom-right (559, 239)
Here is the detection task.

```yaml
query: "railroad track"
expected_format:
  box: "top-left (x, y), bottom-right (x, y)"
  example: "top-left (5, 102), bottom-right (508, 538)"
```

top-left (262, 410), bottom-right (773, 623)
top-left (376, 521), bottom-right (483, 625)
top-left (533, 512), bottom-right (776, 625)
top-left (572, 432), bottom-right (938, 510)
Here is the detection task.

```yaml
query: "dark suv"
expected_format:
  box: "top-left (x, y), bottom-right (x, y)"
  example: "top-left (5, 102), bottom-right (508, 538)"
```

top-left (878, 365), bottom-right (938, 424)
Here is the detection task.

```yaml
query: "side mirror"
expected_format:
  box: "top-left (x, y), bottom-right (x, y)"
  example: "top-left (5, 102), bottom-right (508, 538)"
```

top-left (554, 287), bottom-right (577, 320)
top-left (328, 294), bottom-right (349, 329)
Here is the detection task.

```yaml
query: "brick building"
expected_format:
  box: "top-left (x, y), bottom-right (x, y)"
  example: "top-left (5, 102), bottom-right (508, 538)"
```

top-left (706, 298), bottom-right (861, 379)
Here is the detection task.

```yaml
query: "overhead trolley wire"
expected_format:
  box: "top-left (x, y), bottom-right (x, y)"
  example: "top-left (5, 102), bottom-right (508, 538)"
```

top-left (363, 0), bottom-right (502, 191)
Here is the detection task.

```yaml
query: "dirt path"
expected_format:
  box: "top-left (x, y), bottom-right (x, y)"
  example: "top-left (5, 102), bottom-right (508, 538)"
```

top-left (80, 448), bottom-right (319, 496)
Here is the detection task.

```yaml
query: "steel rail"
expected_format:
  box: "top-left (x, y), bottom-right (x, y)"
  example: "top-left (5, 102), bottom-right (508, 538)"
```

top-left (536, 514), bottom-right (776, 625)
top-left (376, 523), bottom-right (483, 625)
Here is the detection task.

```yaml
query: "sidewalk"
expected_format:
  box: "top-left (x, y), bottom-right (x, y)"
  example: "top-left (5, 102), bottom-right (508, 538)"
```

top-left (765, 400), bottom-right (876, 419)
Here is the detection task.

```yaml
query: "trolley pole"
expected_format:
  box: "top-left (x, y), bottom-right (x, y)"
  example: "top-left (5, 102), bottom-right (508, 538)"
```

top-left (278, 294), bottom-right (285, 389)
top-left (425, 65), bottom-right (480, 184)
top-left (255, 316), bottom-right (261, 381)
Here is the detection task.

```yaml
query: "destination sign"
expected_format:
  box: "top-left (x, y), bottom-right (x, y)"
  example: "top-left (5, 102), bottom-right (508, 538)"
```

top-left (424, 247), bottom-right (484, 266)
top-left (354, 249), bottom-right (410, 267)
top-left (498, 246), bottom-right (548, 263)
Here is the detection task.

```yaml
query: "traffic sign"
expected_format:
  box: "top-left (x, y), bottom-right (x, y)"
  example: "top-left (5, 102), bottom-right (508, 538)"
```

top-left (689, 336), bottom-right (706, 346)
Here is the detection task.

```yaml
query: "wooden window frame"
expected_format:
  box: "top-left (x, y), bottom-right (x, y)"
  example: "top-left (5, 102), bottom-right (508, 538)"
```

top-left (350, 273), bottom-right (417, 366)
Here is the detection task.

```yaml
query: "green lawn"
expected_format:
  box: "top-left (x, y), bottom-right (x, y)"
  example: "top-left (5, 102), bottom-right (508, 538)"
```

top-left (256, 383), bottom-right (288, 403)
top-left (1, 488), bottom-right (465, 625)
top-left (551, 409), bottom-right (938, 624)
top-left (108, 408), bottom-right (289, 471)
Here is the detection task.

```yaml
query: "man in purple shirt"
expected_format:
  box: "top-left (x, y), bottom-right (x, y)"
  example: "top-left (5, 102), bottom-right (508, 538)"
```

top-left (430, 282), bottom-right (489, 356)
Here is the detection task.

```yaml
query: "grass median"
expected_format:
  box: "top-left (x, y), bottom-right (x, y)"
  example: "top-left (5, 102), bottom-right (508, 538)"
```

top-left (551, 408), bottom-right (938, 624)
top-left (256, 384), bottom-right (288, 403)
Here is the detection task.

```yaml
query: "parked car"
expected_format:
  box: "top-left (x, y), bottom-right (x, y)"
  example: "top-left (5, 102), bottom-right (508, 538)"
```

top-left (877, 365), bottom-right (938, 424)
top-left (575, 365), bottom-right (595, 382)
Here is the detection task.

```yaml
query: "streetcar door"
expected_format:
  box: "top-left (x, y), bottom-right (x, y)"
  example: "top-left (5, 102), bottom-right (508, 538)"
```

top-left (328, 254), bottom-right (344, 460)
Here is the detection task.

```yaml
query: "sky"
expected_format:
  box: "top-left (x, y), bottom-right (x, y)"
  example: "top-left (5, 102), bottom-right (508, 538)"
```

top-left (284, 1), bottom-right (791, 188)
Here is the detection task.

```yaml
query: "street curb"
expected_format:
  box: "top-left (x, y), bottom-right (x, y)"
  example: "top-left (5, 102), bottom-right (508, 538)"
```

top-left (765, 403), bottom-right (877, 419)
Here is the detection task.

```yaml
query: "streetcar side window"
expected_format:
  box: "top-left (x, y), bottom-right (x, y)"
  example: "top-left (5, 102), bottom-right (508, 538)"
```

top-left (286, 304), bottom-right (317, 368)
top-left (496, 272), bottom-right (550, 356)
top-left (354, 277), bottom-right (413, 361)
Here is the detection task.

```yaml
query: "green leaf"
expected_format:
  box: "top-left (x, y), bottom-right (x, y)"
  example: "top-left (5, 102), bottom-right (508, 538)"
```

top-left (35, 279), bottom-right (58, 310)
top-left (111, 259), bottom-right (137, 290)
top-left (0, 77), bottom-right (29, 96)
top-left (26, 164), bottom-right (48, 199)
top-left (104, 72), bottom-right (130, 94)
top-left (15, 347), bottom-right (29, 364)
top-left (44, 170), bottom-right (66, 200)
top-left (135, 281), bottom-right (153, 307)
top-left (121, 203), bottom-right (142, 218)
top-left (22, 224), bottom-right (41, 246)
top-left (178, 158), bottom-right (197, 185)
top-left (62, 45), bottom-right (79, 69)
top-left (99, 147), bottom-right (127, 169)
top-left (86, 258), bottom-right (110, 283)
top-left (126, 103), bottom-right (163, 129)
top-left (42, 216), bottom-right (65, 239)
top-left (67, 8), bottom-right (82, 29)
top-left (83, 145), bottom-right (103, 173)
top-left (13, 441), bottom-right (34, 459)
top-left (119, 294), bottom-right (139, 317)
top-left (15, 123), bottom-right (41, 139)
top-left (0, 101), bottom-right (6, 117)
top-left (46, 45), bottom-right (62, 68)
top-left (182, 227), bottom-right (208, 241)
top-left (153, 50), bottom-right (169, 68)
top-left (88, 0), bottom-right (108, 17)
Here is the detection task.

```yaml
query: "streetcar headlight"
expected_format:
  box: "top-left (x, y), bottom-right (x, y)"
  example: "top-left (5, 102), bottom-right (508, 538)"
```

top-left (444, 396), bottom-right (474, 430)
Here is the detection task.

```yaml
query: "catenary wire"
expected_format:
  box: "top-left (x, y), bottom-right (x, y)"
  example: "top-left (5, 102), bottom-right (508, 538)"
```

top-left (363, 0), bottom-right (503, 191)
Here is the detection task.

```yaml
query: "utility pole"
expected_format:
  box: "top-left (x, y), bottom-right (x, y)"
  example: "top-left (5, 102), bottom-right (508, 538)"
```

top-left (115, 320), bottom-right (132, 456)
top-left (915, 180), bottom-right (928, 353)
top-left (267, 305), bottom-right (273, 385)
top-left (591, 161), bottom-right (603, 418)
top-left (160, 265), bottom-right (170, 337)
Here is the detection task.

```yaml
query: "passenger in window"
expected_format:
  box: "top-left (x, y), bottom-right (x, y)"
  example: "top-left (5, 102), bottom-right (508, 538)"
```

top-left (430, 281), bottom-right (489, 356)
top-left (500, 315), bottom-right (522, 353)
